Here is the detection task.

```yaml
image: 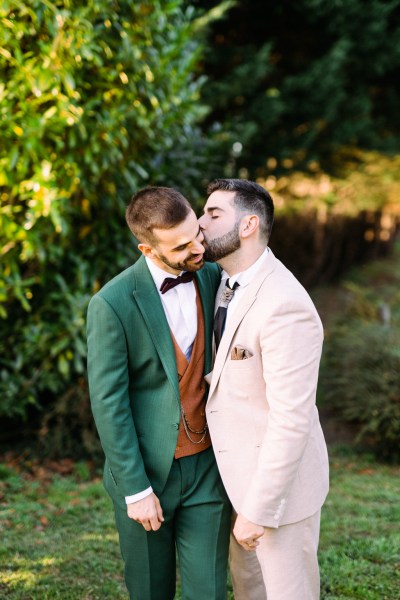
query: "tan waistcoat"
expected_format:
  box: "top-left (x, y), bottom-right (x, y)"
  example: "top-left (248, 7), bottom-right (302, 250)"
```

top-left (171, 288), bottom-right (211, 459)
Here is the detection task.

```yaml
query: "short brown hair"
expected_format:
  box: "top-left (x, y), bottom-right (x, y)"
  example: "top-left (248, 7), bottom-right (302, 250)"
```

top-left (125, 186), bottom-right (191, 244)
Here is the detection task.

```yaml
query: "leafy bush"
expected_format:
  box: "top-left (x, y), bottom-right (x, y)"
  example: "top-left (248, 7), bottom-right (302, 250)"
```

top-left (320, 279), bottom-right (400, 461)
top-left (0, 0), bottom-right (211, 423)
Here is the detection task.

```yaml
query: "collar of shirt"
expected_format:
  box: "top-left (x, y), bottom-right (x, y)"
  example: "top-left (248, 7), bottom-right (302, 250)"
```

top-left (145, 256), bottom-right (188, 292)
top-left (221, 247), bottom-right (270, 290)
top-left (218, 248), bottom-right (270, 328)
top-left (145, 257), bottom-right (197, 361)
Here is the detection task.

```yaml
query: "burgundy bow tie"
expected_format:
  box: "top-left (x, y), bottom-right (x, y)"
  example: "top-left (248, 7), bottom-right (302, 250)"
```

top-left (160, 271), bottom-right (195, 294)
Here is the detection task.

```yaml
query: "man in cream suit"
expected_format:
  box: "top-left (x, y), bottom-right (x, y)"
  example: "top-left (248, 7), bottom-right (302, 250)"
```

top-left (87, 187), bottom-right (230, 599)
top-left (199, 179), bottom-right (329, 600)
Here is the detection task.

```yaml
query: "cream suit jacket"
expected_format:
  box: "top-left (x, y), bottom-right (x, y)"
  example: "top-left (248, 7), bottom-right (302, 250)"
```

top-left (206, 249), bottom-right (329, 529)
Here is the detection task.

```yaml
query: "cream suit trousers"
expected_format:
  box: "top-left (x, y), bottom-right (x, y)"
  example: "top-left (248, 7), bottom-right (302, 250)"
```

top-left (229, 510), bottom-right (321, 600)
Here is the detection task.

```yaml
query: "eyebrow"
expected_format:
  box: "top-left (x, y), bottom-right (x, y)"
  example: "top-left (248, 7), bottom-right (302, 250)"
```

top-left (171, 225), bottom-right (201, 251)
top-left (204, 206), bottom-right (224, 214)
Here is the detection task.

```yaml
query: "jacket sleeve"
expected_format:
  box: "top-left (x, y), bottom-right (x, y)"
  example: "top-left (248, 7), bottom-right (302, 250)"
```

top-left (87, 294), bottom-right (151, 496)
top-left (240, 297), bottom-right (324, 527)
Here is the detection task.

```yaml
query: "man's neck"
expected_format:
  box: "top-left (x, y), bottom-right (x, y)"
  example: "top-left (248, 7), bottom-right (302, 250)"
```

top-left (218, 245), bottom-right (266, 276)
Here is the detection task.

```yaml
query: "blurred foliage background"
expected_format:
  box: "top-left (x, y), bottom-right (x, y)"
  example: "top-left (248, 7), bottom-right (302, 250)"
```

top-left (1, 0), bottom-right (399, 460)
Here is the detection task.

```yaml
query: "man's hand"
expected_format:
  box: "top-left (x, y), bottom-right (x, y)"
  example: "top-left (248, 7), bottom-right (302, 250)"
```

top-left (233, 513), bottom-right (264, 552)
top-left (127, 493), bottom-right (164, 531)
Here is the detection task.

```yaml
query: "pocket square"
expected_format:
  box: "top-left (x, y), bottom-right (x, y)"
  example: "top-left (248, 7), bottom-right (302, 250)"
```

top-left (231, 346), bottom-right (253, 360)
top-left (204, 371), bottom-right (213, 385)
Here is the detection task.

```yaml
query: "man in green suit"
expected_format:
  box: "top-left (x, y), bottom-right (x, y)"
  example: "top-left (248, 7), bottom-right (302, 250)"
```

top-left (87, 186), bottom-right (230, 600)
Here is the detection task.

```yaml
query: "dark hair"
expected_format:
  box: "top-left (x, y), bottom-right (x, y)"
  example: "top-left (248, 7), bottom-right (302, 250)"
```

top-left (207, 178), bottom-right (274, 242)
top-left (125, 186), bottom-right (191, 244)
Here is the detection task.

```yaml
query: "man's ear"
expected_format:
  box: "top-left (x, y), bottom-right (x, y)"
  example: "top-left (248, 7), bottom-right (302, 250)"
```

top-left (138, 242), bottom-right (155, 258)
top-left (240, 214), bottom-right (259, 238)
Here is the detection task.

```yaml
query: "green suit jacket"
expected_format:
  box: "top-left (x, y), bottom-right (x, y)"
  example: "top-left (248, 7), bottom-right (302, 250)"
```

top-left (87, 256), bottom-right (220, 501)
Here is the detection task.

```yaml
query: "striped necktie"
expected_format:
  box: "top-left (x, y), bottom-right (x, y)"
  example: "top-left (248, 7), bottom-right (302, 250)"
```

top-left (213, 280), bottom-right (239, 350)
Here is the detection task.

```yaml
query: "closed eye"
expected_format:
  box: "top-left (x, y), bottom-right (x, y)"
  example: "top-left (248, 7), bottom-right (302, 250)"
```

top-left (173, 245), bottom-right (188, 252)
top-left (172, 226), bottom-right (202, 252)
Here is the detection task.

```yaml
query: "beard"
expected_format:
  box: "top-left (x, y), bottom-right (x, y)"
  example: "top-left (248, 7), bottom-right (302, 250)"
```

top-left (203, 221), bottom-right (241, 262)
top-left (157, 251), bottom-right (204, 273)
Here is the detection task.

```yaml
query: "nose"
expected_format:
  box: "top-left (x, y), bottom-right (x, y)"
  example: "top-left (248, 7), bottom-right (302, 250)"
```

top-left (192, 233), bottom-right (205, 254)
top-left (198, 214), bottom-right (205, 229)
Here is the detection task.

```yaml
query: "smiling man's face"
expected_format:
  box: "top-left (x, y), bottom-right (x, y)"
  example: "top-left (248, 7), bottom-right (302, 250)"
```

top-left (145, 209), bottom-right (205, 274)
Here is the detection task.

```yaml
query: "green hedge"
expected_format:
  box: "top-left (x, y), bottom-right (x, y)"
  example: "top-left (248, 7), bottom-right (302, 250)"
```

top-left (0, 0), bottom-right (211, 421)
top-left (319, 268), bottom-right (400, 461)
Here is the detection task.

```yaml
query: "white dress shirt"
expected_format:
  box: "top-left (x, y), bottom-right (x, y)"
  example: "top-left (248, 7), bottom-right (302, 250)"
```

top-left (125, 257), bottom-right (198, 505)
top-left (145, 258), bottom-right (198, 361)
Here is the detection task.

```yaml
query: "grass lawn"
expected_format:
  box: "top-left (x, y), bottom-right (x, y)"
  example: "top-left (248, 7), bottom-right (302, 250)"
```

top-left (319, 446), bottom-right (400, 599)
top-left (1, 445), bottom-right (399, 599)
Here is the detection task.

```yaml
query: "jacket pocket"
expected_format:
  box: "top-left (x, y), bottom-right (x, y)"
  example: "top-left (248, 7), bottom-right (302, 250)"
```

top-left (109, 467), bottom-right (117, 486)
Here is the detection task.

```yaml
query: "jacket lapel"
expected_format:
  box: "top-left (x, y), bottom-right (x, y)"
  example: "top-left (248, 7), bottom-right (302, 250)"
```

top-left (208, 250), bottom-right (277, 398)
top-left (132, 257), bottom-right (180, 402)
top-left (195, 267), bottom-right (215, 374)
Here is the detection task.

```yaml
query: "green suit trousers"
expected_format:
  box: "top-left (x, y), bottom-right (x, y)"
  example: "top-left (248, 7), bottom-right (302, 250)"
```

top-left (111, 447), bottom-right (231, 600)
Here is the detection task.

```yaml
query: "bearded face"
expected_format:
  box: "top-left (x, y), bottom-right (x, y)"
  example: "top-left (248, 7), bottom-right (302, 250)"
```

top-left (202, 220), bottom-right (241, 262)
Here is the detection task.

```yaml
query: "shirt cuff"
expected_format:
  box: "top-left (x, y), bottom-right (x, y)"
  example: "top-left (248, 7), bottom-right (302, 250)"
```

top-left (125, 486), bottom-right (153, 505)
